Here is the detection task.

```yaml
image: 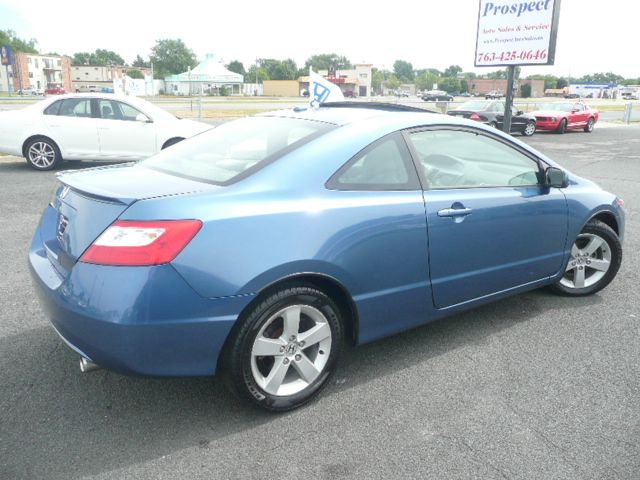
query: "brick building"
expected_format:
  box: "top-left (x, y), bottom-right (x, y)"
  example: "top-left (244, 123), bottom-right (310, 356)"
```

top-left (0, 52), bottom-right (72, 93)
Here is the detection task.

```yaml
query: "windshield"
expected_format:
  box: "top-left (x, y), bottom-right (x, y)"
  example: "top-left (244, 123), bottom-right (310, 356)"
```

top-left (142, 116), bottom-right (332, 184)
top-left (537, 103), bottom-right (574, 111)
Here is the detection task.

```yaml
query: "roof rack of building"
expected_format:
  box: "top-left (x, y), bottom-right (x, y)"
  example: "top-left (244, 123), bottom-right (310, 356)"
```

top-left (318, 101), bottom-right (438, 114)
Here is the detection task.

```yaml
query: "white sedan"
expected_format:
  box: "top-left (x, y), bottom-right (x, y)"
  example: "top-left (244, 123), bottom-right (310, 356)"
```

top-left (0, 94), bottom-right (212, 170)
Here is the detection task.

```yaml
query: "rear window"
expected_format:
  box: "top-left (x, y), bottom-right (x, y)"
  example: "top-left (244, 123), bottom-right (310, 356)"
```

top-left (142, 116), bottom-right (332, 184)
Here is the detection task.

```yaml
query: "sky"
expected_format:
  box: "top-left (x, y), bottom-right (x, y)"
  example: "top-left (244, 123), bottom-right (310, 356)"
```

top-left (1, 0), bottom-right (638, 78)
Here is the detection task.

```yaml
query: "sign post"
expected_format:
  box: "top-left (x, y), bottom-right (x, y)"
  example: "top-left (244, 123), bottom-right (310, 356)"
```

top-left (474, 0), bottom-right (562, 133)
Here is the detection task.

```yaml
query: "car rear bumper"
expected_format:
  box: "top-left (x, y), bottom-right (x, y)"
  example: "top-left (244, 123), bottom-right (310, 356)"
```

top-left (29, 227), bottom-right (253, 377)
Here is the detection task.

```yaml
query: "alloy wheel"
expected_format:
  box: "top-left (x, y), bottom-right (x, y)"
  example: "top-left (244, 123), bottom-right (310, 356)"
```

top-left (28, 141), bottom-right (56, 169)
top-left (250, 304), bottom-right (332, 396)
top-left (560, 233), bottom-right (612, 289)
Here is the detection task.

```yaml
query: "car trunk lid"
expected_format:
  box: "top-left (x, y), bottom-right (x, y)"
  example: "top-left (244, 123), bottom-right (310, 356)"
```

top-left (41, 163), bottom-right (217, 277)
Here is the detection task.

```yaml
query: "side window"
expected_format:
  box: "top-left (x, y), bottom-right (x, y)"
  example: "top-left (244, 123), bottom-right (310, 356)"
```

top-left (98, 99), bottom-right (119, 120)
top-left (327, 134), bottom-right (419, 190)
top-left (58, 99), bottom-right (92, 117)
top-left (117, 102), bottom-right (145, 121)
top-left (44, 100), bottom-right (63, 116)
top-left (408, 129), bottom-right (541, 189)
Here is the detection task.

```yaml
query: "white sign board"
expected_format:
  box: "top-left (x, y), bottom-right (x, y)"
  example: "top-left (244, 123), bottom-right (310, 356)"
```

top-left (475, 0), bottom-right (561, 66)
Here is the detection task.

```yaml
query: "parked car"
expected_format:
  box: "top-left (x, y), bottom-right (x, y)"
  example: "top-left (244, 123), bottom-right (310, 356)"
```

top-left (45, 85), bottom-right (66, 95)
top-left (459, 92), bottom-right (472, 97)
top-left (564, 93), bottom-right (580, 99)
top-left (29, 103), bottom-right (625, 411)
top-left (485, 90), bottom-right (503, 99)
top-left (530, 101), bottom-right (599, 134)
top-left (18, 86), bottom-right (44, 96)
top-left (0, 93), bottom-right (212, 170)
top-left (448, 100), bottom-right (537, 136)
top-left (422, 90), bottom-right (454, 101)
top-left (75, 85), bottom-right (101, 93)
top-left (395, 90), bottom-right (410, 97)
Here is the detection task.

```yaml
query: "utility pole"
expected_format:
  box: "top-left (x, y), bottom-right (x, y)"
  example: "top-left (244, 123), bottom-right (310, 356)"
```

top-left (502, 65), bottom-right (516, 134)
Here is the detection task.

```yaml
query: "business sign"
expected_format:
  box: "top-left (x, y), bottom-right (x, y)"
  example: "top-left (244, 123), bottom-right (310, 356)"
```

top-left (475, 0), bottom-right (561, 66)
top-left (1, 45), bottom-right (14, 66)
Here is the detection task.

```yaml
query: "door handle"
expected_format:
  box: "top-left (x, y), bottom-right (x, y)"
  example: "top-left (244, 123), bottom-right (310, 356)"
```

top-left (438, 207), bottom-right (473, 217)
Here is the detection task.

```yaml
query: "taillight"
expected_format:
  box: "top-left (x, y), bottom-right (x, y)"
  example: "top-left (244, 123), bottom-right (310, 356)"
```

top-left (470, 113), bottom-right (482, 121)
top-left (80, 220), bottom-right (202, 266)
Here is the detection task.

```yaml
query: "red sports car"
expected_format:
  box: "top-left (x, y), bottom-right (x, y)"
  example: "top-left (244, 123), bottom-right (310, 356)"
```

top-left (530, 101), bottom-right (599, 134)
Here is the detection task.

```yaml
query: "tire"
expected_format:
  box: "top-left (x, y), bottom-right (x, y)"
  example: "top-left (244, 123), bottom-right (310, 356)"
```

top-left (584, 117), bottom-right (595, 133)
top-left (161, 137), bottom-right (184, 149)
top-left (222, 285), bottom-right (344, 412)
top-left (557, 118), bottom-right (567, 134)
top-left (550, 220), bottom-right (622, 296)
top-left (25, 137), bottom-right (62, 171)
top-left (522, 120), bottom-right (536, 137)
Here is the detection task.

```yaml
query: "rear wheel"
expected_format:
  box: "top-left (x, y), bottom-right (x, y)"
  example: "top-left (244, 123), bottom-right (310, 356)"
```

top-left (522, 120), bottom-right (536, 137)
top-left (550, 220), bottom-right (622, 296)
top-left (557, 118), bottom-right (567, 134)
top-left (223, 285), bottom-right (344, 412)
top-left (25, 137), bottom-right (62, 171)
top-left (584, 117), bottom-right (595, 133)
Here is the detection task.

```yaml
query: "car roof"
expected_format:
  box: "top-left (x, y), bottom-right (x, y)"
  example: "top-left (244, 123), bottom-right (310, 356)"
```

top-left (261, 102), bottom-right (452, 127)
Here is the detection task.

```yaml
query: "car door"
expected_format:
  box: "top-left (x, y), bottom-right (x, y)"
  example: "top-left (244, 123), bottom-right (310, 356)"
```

top-left (406, 127), bottom-right (568, 309)
top-left (94, 99), bottom-right (157, 160)
top-left (570, 102), bottom-right (588, 127)
top-left (41, 98), bottom-right (100, 159)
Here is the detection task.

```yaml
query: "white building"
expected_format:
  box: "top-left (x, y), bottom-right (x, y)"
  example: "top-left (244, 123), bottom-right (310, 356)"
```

top-left (164, 54), bottom-right (243, 95)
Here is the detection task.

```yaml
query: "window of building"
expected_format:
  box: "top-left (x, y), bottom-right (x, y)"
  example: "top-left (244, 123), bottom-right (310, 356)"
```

top-left (29, 72), bottom-right (33, 78)
top-left (360, 73), bottom-right (368, 78)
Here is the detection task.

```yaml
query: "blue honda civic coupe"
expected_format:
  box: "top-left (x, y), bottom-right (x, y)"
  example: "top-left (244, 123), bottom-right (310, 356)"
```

top-left (29, 103), bottom-right (625, 411)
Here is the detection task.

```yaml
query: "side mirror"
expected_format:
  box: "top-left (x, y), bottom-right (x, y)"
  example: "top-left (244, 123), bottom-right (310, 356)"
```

top-left (545, 167), bottom-right (568, 188)
top-left (135, 113), bottom-right (152, 123)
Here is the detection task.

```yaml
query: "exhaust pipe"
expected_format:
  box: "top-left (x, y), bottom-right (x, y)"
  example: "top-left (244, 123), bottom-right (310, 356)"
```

top-left (79, 357), bottom-right (101, 373)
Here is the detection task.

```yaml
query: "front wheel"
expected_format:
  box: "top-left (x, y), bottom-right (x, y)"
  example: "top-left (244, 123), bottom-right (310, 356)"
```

top-left (584, 117), bottom-right (595, 133)
top-left (557, 118), bottom-right (567, 134)
top-left (25, 137), bottom-right (62, 171)
top-left (522, 120), bottom-right (536, 137)
top-left (223, 285), bottom-right (344, 412)
top-left (551, 220), bottom-right (622, 296)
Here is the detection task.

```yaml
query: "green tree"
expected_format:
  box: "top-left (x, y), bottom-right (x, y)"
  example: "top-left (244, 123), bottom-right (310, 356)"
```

top-left (393, 60), bottom-right (414, 82)
top-left (226, 60), bottom-right (246, 76)
top-left (384, 74), bottom-right (401, 91)
top-left (0, 29), bottom-right (38, 54)
top-left (443, 65), bottom-right (463, 78)
top-left (521, 83), bottom-right (532, 98)
top-left (150, 39), bottom-right (197, 79)
top-left (93, 49), bottom-right (124, 65)
top-left (371, 68), bottom-right (384, 93)
top-left (127, 69), bottom-right (144, 79)
top-left (415, 72), bottom-right (438, 91)
top-left (246, 65), bottom-right (269, 83)
top-left (304, 53), bottom-right (352, 72)
top-left (132, 54), bottom-right (150, 68)
top-left (439, 77), bottom-right (462, 93)
top-left (72, 52), bottom-right (92, 65)
top-left (259, 58), bottom-right (298, 80)
top-left (556, 77), bottom-right (568, 89)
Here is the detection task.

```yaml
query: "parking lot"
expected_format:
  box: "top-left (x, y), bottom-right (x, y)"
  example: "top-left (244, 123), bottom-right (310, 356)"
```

top-left (1, 124), bottom-right (639, 479)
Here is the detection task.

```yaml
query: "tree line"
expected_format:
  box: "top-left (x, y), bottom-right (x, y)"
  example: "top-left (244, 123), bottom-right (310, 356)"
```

top-left (2, 29), bottom-right (639, 86)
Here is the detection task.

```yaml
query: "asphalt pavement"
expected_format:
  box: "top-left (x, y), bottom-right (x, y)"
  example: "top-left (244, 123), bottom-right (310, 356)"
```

top-left (1, 125), bottom-right (639, 479)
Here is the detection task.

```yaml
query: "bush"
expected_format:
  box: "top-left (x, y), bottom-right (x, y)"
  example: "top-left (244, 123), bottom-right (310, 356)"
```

top-left (219, 86), bottom-right (230, 96)
top-left (521, 83), bottom-right (532, 98)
